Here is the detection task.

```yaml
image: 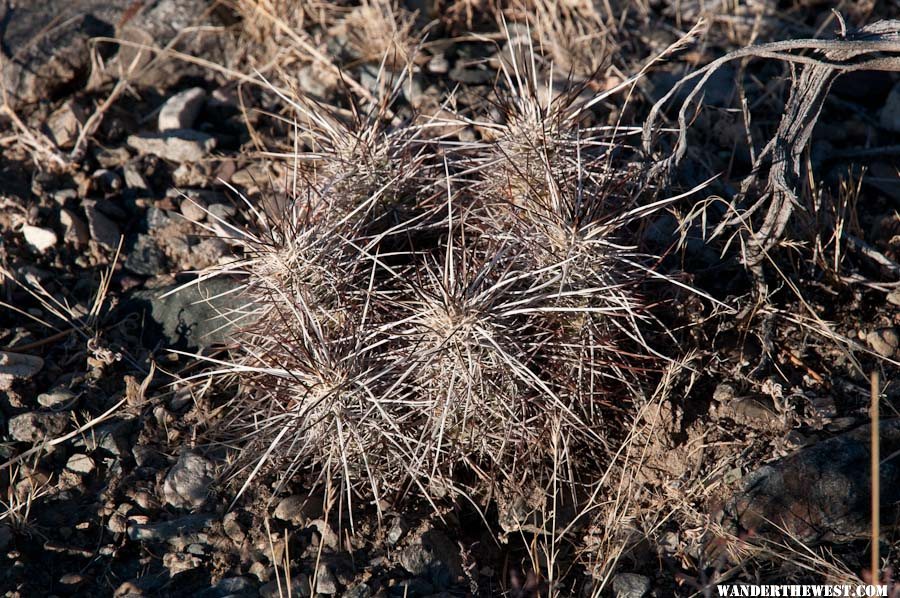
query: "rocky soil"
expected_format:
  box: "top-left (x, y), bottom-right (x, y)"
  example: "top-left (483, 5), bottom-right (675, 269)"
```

top-left (1, 1), bottom-right (900, 596)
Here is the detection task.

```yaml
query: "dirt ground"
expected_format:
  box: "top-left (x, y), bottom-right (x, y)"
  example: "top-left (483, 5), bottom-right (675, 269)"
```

top-left (1, 1), bottom-right (900, 596)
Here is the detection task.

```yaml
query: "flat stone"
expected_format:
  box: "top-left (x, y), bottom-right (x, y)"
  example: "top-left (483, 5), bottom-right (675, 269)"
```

top-left (8, 411), bottom-right (68, 443)
top-left (83, 200), bottom-right (121, 250)
top-left (159, 87), bottom-right (207, 131)
top-left (127, 129), bottom-right (216, 162)
top-left (66, 453), bottom-right (96, 475)
top-left (163, 451), bottom-right (215, 509)
top-left (0, 351), bottom-right (44, 390)
top-left (22, 225), bottom-right (58, 252)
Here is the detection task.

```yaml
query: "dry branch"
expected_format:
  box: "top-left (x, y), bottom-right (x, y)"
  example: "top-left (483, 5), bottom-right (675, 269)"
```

top-left (643, 18), bottom-right (900, 272)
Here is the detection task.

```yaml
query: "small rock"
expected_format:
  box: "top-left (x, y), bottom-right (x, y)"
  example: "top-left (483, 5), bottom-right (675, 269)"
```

top-left (343, 584), bottom-right (372, 598)
top-left (867, 328), bottom-right (899, 358)
top-left (46, 101), bottom-right (86, 149)
top-left (427, 53), bottom-right (449, 74)
top-left (123, 163), bottom-right (149, 191)
top-left (59, 573), bottom-right (84, 587)
top-left (37, 387), bottom-right (76, 409)
top-left (159, 87), bottom-right (207, 131)
top-left (164, 552), bottom-right (202, 576)
top-left (163, 451), bottom-right (215, 509)
top-left (125, 235), bottom-right (167, 277)
top-left (274, 495), bottom-right (307, 523)
top-left (108, 512), bottom-right (128, 534)
top-left (83, 200), bottom-right (121, 251)
top-left (888, 289), bottom-right (900, 307)
top-left (211, 576), bottom-right (255, 596)
top-left (386, 515), bottom-right (408, 545)
top-left (180, 196), bottom-right (208, 222)
top-left (127, 129), bottom-right (216, 162)
top-left (22, 225), bottom-right (58, 252)
top-left (315, 564), bottom-right (338, 595)
top-left (59, 208), bottom-right (90, 245)
top-left (8, 411), bottom-right (68, 443)
top-left (127, 514), bottom-right (216, 542)
top-left (611, 573), bottom-right (651, 598)
top-left (0, 351), bottom-right (44, 390)
top-left (309, 519), bottom-right (339, 551)
top-left (66, 453), bottom-right (95, 475)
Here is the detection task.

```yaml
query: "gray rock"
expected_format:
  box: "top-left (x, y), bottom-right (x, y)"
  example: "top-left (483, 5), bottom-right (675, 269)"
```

top-left (205, 576), bottom-right (256, 597)
top-left (386, 515), bottom-right (408, 545)
top-left (124, 234), bottom-right (167, 276)
top-left (399, 530), bottom-right (462, 589)
top-left (127, 129), bottom-right (216, 162)
top-left (159, 87), bottom-right (207, 131)
top-left (725, 420), bottom-right (900, 544)
top-left (59, 208), bottom-right (90, 246)
top-left (128, 277), bottom-right (249, 350)
top-left (8, 411), bottom-right (68, 443)
top-left (123, 164), bottom-right (149, 192)
top-left (867, 328), bottom-right (899, 358)
top-left (274, 495), bottom-right (307, 523)
top-left (22, 225), bottom-right (58, 253)
top-left (163, 451), bottom-right (215, 509)
top-left (612, 573), bottom-right (651, 598)
top-left (127, 513), bottom-right (216, 542)
top-left (207, 203), bottom-right (236, 221)
top-left (0, 352), bottom-right (44, 390)
top-left (83, 200), bottom-right (122, 251)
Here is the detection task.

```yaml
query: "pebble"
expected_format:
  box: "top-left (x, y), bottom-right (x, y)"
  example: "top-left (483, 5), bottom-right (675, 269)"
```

top-left (127, 129), bottom-right (216, 162)
top-left (162, 451), bottom-right (215, 509)
top-left (163, 551), bottom-right (202, 576)
top-left (22, 225), bottom-right (58, 252)
top-left (37, 387), bottom-right (76, 409)
top-left (66, 453), bottom-right (96, 475)
top-left (274, 495), bottom-right (307, 523)
top-left (207, 203), bottom-right (236, 221)
top-left (0, 351), bottom-right (44, 390)
top-left (46, 101), bottom-right (86, 149)
top-left (58, 573), bottom-right (85, 587)
top-left (180, 196), bottom-right (208, 222)
top-left (8, 411), bottom-right (68, 443)
top-left (83, 200), bottom-right (121, 251)
top-left (59, 208), bottom-right (90, 245)
top-left (867, 328), bottom-right (899, 358)
top-left (611, 573), bottom-right (651, 598)
top-left (158, 87), bottom-right (207, 131)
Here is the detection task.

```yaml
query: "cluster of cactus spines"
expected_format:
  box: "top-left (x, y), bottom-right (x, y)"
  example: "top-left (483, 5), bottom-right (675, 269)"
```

top-left (199, 26), bottom-right (667, 513)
